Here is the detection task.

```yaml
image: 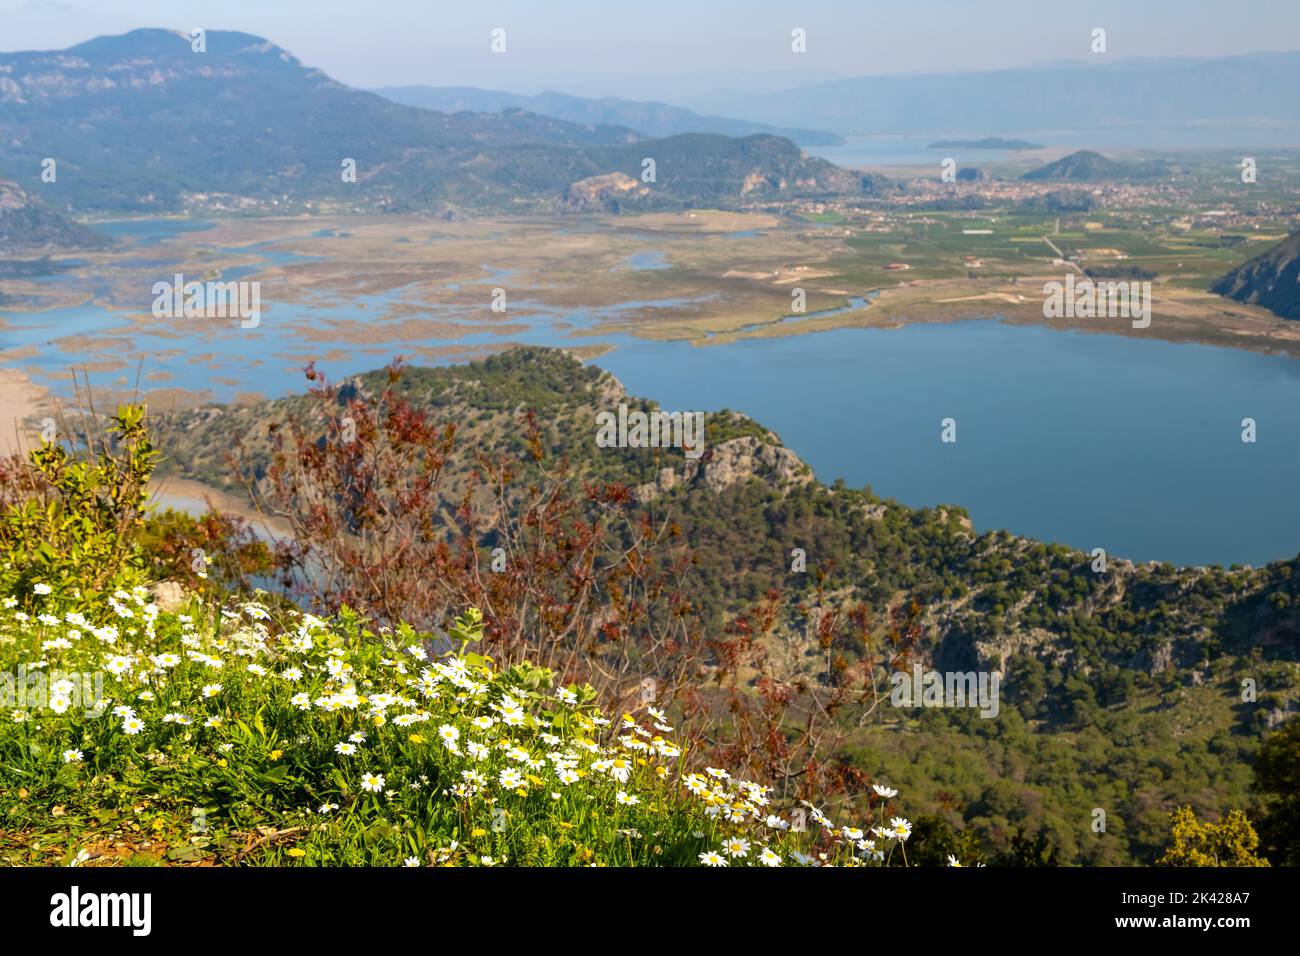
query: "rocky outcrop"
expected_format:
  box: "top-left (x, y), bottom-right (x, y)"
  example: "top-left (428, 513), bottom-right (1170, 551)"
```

top-left (565, 172), bottom-right (647, 208)
top-left (632, 435), bottom-right (813, 502)
top-left (632, 467), bottom-right (680, 504)
top-left (691, 436), bottom-right (810, 490)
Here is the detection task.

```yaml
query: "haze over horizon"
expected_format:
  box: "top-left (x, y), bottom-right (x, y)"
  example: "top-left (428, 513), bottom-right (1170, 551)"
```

top-left (2, 0), bottom-right (1299, 101)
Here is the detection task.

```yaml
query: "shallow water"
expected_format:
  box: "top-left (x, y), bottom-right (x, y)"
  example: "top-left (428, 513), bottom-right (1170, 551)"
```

top-left (5, 221), bottom-right (1299, 567)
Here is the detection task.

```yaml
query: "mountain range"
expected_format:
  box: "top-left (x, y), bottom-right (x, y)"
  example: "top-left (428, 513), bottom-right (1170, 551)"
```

top-left (0, 30), bottom-right (875, 215)
top-left (374, 85), bottom-right (844, 146)
top-left (686, 51), bottom-right (1300, 137)
top-left (3, 30), bottom-right (1295, 221)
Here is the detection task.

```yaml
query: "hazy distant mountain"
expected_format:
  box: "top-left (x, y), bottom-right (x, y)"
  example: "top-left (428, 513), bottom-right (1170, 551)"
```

top-left (443, 69), bottom-right (855, 105)
top-left (1212, 233), bottom-right (1300, 320)
top-left (1021, 150), bottom-right (1171, 181)
top-left (695, 52), bottom-right (1300, 137)
top-left (0, 30), bottom-right (871, 214)
top-left (0, 179), bottom-right (110, 254)
top-left (375, 86), bottom-right (844, 146)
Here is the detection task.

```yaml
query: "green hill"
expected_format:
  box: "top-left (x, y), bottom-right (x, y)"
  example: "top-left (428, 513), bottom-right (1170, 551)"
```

top-left (1022, 149), bottom-right (1171, 182)
top-left (155, 347), bottom-right (1300, 864)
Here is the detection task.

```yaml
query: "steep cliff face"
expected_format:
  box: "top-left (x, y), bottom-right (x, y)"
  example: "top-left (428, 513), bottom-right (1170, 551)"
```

top-left (1212, 232), bottom-right (1300, 321)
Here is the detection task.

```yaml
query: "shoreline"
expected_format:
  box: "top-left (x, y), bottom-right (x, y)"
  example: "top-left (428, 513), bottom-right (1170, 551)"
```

top-left (7, 209), bottom-right (1298, 418)
top-left (4, 210), bottom-right (1293, 370)
top-left (148, 475), bottom-right (294, 539)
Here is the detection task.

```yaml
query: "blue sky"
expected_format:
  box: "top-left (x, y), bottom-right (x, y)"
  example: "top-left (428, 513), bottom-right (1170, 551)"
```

top-left (2, 0), bottom-right (1298, 96)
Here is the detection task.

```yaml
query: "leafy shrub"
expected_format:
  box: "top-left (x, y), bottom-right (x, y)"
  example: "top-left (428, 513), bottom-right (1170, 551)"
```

top-left (1156, 806), bottom-right (1269, 867)
top-left (0, 405), bottom-right (157, 602)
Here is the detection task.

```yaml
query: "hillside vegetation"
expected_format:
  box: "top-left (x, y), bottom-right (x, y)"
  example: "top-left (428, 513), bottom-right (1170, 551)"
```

top-left (0, 403), bottom-right (922, 866)
top-left (153, 348), bottom-right (1300, 864)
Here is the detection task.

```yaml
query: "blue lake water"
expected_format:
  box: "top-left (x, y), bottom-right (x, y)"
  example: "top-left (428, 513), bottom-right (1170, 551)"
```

top-left (4, 222), bottom-right (1299, 567)
top-left (620, 251), bottom-right (669, 271)
top-left (93, 218), bottom-right (217, 246)
top-left (597, 323), bottom-right (1300, 568)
